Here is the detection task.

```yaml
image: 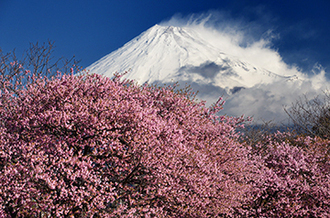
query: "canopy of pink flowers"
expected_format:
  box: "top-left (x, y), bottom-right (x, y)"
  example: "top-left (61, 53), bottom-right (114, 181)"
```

top-left (0, 70), bottom-right (329, 217)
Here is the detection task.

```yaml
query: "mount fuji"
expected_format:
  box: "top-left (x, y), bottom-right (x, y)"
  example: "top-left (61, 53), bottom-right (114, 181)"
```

top-left (86, 24), bottom-right (328, 123)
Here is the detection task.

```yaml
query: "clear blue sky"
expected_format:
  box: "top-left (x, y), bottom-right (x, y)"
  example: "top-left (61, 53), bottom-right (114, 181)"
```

top-left (1, 0), bottom-right (329, 74)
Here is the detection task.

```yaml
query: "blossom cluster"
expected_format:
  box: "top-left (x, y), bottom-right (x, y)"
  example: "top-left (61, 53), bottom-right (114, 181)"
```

top-left (0, 69), bottom-right (329, 217)
top-left (239, 133), bottom-right (330, 217)
top-left (0, 72), bottom-right (250, 217)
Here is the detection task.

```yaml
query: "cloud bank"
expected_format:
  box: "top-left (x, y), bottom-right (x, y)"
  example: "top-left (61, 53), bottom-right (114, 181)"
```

top-left (160, 12), bottom-right (329, 123)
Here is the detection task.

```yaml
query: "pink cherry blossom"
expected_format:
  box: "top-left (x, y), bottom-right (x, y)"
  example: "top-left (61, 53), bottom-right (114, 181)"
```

top-left (0, 72), bottom-right (252, 217)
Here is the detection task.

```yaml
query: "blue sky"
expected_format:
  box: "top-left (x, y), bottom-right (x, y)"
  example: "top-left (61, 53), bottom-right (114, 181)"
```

top-left (1, 0), bottom-right (329, 75)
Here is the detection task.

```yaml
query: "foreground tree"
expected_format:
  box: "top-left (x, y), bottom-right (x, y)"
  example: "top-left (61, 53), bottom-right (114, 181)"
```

top-left (239, 132), bottom-right (330, 217)
top-left (0, 70), bottom-right (252, 217)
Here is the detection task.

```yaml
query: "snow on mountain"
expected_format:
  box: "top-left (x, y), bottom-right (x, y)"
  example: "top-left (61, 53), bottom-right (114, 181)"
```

top-left (86, 24), bottom-right (329, 123)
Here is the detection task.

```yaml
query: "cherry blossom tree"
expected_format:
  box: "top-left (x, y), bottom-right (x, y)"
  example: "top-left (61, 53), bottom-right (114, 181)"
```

top-left (0, 68), bottom-right (251, 217)
top-left (238, 132), bottom-right (330, 217)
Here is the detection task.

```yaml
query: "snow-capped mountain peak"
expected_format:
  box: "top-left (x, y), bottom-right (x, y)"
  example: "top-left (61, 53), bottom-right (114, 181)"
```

top-left (88, 24), bottom-right (299, 89)
top-left (86, 24), bottom-right (327, 123)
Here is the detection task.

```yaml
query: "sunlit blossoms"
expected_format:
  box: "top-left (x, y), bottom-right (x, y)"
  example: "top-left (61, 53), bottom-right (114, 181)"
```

top-left (0, 61), bottom-right (329, 217)
top-left (0, 72), bottom-right (252, 217)
top-left (239, 133), bottom-right (330, 217)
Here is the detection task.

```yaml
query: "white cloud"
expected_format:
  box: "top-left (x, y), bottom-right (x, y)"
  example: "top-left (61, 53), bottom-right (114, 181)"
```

top-left (223, 78), bottom-right (327, 123)
top-left (160, 12), bottom-right (330, 123)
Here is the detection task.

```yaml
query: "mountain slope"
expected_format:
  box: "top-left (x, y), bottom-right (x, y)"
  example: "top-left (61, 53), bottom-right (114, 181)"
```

top-left (86, 24), bottom-right (327, 123)
top-left (88, 25), bottom-right (298, 89)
